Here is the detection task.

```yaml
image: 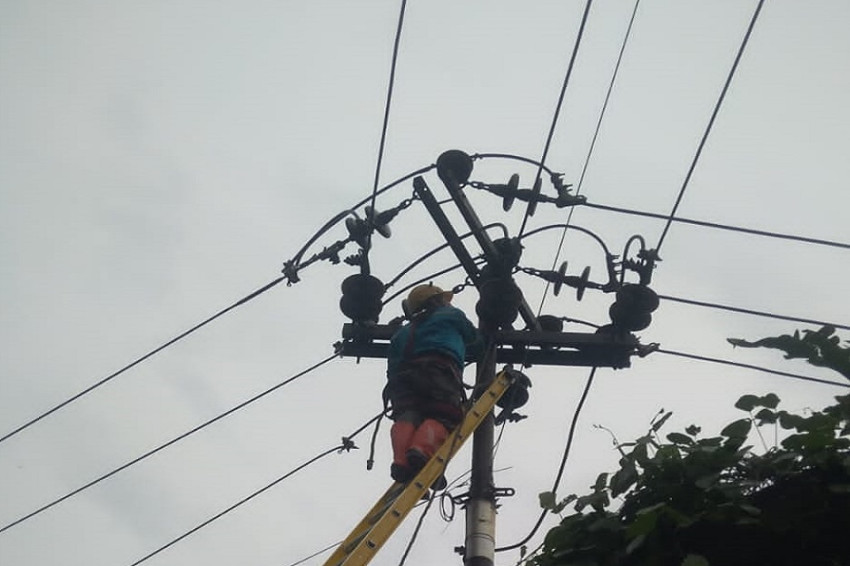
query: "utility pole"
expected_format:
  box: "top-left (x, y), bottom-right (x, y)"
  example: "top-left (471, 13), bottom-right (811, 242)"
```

top-left (333, 149), bottom-right (659, 565)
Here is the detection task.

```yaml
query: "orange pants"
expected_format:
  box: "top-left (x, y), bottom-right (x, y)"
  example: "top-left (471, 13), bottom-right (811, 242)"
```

top-left (390, 418), bottom-right (448, 469)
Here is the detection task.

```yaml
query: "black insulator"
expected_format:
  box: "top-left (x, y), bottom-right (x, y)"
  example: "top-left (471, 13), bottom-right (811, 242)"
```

top-left (502, 174), bottom-right (519, 211)
top-left (552, 261), bottom-right (568, 296)
top-left (497, 367), bottom-right (532, 410)
top-left (340, 273), bottom-right (384, 323)
top-left (436, 150), bottom-right (474, 186)
top-left (576, 266), bottom-right (591, 301)
top-left (476, 278), bottom-right (522, 328)
top-left (608, 284), bottom-right (659, 331)
top-left (526, 177), bottom-right (542, 217)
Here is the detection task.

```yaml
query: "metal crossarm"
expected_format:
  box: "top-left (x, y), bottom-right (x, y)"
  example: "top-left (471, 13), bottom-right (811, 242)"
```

top-left (323, 371), bottom-right (515, 566)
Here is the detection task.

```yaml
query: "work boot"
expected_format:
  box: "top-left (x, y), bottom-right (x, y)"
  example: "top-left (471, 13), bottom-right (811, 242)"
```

top-left (390, 463), bottom-right (413, 483)
top-left (406, 449), bottom-right (448, 491)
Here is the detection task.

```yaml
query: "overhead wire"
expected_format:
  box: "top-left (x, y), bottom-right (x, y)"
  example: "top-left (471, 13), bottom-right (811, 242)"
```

top-left (366, 0), bottom-right (408, 256)
top-left (538, 0), bottom-right (643, 316)
top-left (657, 293), bottom-right (850, 332)
top-left (0, 276), bottom-right (286, 446)
top-left (496, 366), bottom-right (598, 553)
top-left (518, 0), bottom-right (594, 238)
top-left (583, 201), bottom-right (850, 251)
top-left (1, 162), bottom-right (440, 446)
top-left (656, 348), bottom-right (849, 389)
top-left (126, 412), bottom-right (384, 566)
top-left (382, 223), bottom-right (508, 291)
top-left (0, 352), bottom-right (340, 534)
top-left (655, 0), bottom-right (766, 252)
top-left (282, 539), bottom-right (342, 566)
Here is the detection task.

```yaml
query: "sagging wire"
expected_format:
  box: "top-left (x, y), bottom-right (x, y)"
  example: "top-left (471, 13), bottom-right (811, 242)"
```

top-left (366, 0), bottom-right (409, 260)
top-left (518, 0), bottom-right (594, 238)
top-left (0, 276), bottom-right (287, 446)
top-left (496, 367), bottom-right (598, 553)
top-left (127, 412), bottom-right (384, 566)
top-left (582, 201), bottom-right (850, 251)
top-left (538, 0), bottom-right (643, 315)
top-left (382, 223), bottom-right (508, 292)
top-left (0, 352), bottom-right (340, 534)
top-left (655, 0), bottom-right (766, 252)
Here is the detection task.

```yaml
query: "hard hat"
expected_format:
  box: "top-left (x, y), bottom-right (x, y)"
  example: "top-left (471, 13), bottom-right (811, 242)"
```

top-left (403, 284), bottom-right (453, 316)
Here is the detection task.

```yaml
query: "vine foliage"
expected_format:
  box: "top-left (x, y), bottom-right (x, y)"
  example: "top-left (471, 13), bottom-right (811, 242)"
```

top-left (532, 330), bottom-right (850, 566)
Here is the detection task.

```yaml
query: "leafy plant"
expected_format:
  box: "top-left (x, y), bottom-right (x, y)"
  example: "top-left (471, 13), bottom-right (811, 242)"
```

top-left (532, 391), bottom-right (850, 566)
top-left (728, 325), bottom-right (850, 380)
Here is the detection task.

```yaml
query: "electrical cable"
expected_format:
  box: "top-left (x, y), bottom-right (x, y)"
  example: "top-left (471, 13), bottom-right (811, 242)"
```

top-left (583, 201), bottom-right (850, 251)
top-left (397, 494), bottom-right (436, 566)
top-left (0, 352), bottom-right (339, 534)
top-left (126, 412), bottom-right (383, 566)
top-left (538, 0), bottom-right (642, 315)
top-left (288, 163), bottom-right (436, 270)
top-left (655, 0), bottom-right (766, 252)
top-left (496, 366), bottom-right (598, 553)
top-left (382, 223), bottom-right (507, 291)
top-left (382, 258), bottom-right (486, 307)
top-left (0, 277), bottom-right (286, 446)
top-left (472, 153), bottom-right (558, 177)
top-left (282, 539), bottom-right (342, 566)
top-left (655, 348), bottom-right (849, 388)
top-left (657, 293), bottom-right (850, 332)
top-left (519, 0), bottom-right (594, 238)
top-left (366, 0), bottom-right (408, 256)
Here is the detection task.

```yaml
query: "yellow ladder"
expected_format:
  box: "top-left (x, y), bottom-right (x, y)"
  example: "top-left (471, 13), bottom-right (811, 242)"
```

top-left (323, 370), bottom-right (515, 566)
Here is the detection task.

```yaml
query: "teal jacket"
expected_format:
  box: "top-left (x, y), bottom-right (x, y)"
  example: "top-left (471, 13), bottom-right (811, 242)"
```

top-left (387, 305), bottom-right (481, 376)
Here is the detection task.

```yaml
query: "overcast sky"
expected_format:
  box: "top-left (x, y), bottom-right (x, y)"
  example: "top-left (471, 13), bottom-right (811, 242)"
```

top-left (1, 2), bottom-right (849, 566)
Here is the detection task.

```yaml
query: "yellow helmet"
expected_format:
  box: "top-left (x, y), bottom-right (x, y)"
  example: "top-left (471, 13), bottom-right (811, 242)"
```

top-left (403, 284), bottom-right (453, 316)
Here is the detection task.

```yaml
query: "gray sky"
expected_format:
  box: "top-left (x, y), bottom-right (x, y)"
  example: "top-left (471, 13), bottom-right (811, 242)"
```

top-left (1, 1), bottom-right (848, 565)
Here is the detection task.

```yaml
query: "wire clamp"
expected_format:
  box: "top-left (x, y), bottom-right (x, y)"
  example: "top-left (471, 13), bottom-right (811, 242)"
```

top-left (339, 437), bottom-right (358, 453)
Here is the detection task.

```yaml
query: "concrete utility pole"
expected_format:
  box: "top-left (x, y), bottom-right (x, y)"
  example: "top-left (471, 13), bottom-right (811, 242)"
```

top-left (337, 150), bottom-right (657, 566)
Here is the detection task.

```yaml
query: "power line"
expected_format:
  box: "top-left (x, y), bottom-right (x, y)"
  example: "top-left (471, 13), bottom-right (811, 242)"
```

top-left (367, 0), bottom-right (408, 254)
top-left (656, 348), bottom-right (849, 388)
top-left (538, 0), bottom-right (642, 315)
top-left (583, 202), bottom-right (850, 251)
top-left (397, 492), bottom-right (436, 566)
top-left (658, 294), bottom-right (850, 332)
top-left (283, 540), bottom-right (342, 566)
top-left (496, 366), bottom-right (598, 553)
top-left (127, 412), bottom-right (383, 566)
top-left (519, 0), bottom-right (594, 237)
top-left (656, 0), bottom-right (765, 252)
top-left (0, 352), bottom-right (339, 534)
top-left (0, 276), bottom-right (286, 446)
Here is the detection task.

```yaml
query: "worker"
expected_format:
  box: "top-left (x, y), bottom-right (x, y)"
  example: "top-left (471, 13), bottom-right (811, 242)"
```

top-left (384, 283), bottom-right (482, 487)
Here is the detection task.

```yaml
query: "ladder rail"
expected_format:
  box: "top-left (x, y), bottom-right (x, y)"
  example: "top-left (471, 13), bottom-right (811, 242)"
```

top-left (324, 370), bottom-right (514, 566)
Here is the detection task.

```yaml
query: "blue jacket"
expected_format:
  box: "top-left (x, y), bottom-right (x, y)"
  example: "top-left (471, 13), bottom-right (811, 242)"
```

top-left (387, 305), bottom-right (481, 376)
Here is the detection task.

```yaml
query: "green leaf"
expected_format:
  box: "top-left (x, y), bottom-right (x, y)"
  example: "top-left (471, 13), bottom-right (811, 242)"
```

top-left (594, 472), bottom-right (608, 492)
top-left (685, 424), bottom-right (701, 436)
top-left (760, 393), bottom-right (781, 409)
top-left (610, 464), bottom-right (638, 498)
top-left (721, 418), bottom-right (752, 439)
top-left (681, 554), bottom-right (710, 566)
top-left (754, 408), bottom-right (777, 424)
top-left (735, 394), bottom-right (760, 412)
top-left (625, 533), bottom-right (646, 555)
top-left (652, 410), bottom-right (673, 432)
top-left (667, 432), bottom-right (694, 445)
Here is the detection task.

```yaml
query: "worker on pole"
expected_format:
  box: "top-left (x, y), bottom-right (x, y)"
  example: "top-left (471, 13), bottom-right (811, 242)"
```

top-left (383, 284), bottom-right (482, 487)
